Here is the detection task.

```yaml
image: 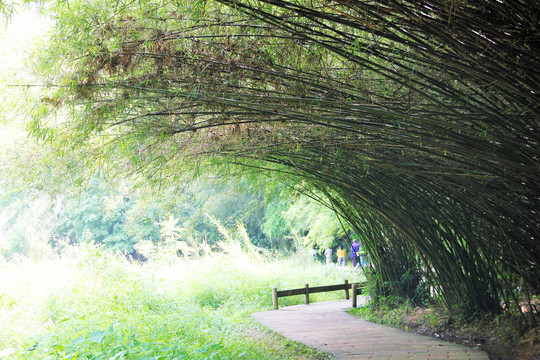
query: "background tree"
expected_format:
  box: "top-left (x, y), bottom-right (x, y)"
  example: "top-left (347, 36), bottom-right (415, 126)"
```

top-left (2, 170), bottom-right (351, 259)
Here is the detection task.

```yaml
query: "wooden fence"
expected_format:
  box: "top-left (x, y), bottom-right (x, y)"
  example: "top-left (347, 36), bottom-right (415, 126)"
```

top-left (272, 280), bottom-right (364, 309)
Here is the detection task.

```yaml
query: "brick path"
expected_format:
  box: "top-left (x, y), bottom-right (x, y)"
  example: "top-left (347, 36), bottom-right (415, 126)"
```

top-left (252, 300), bottom-right (489, 360)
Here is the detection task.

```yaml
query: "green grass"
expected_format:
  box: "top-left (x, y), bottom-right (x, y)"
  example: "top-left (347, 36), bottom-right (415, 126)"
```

top-left (0, 244), bottom-right (364, 359)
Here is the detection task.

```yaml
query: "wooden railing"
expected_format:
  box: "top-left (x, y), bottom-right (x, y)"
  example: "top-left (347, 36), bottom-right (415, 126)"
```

top-left (272, 280), bottom-right (364, 309)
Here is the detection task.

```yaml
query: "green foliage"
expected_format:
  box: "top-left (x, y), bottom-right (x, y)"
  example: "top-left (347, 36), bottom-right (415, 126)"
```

top-left (1, 174), bottom-right (351, 262)
top-left (262, 190), bottom-right (349, 249)
top-left (287, 201), bottom-right (344, 247)
top-left (260, 195), bottom-right (292, 247)
top-left (349, 304), bottom-right (408, 329)
top-left (123, 176), bottom-right (276, 250)
top-left (54, 183), bottom-right (135, 252)
top-left (0, 240), bottom-right (357, 359)
top-left (350, 298), bottom-right (443, 331)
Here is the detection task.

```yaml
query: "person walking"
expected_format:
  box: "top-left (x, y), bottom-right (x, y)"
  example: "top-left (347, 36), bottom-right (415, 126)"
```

top-left (309, 246), bottom-right (318, 261)
top-left (337, 244), bottom-right (346, 266)
top-left (350, 239), bottom-right (361, 268)
top-left (324, 246), bottom-right (333, 265)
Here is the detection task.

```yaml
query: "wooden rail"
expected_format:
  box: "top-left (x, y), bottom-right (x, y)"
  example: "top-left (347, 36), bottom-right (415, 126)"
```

top-left (272, 280), bottom-right (364, 309)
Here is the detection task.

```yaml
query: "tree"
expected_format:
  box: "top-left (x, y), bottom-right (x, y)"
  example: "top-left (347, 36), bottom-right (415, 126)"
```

top-left (53, 182), bottom-right (135, 251)
top-left (262, 187), bottom-right (350, 251)
top-left (24, 0), bottom-right (539, 318)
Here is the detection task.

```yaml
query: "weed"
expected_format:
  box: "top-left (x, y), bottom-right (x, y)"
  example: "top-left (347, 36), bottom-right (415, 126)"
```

top-left (0, 243), bottom-right (360, 359)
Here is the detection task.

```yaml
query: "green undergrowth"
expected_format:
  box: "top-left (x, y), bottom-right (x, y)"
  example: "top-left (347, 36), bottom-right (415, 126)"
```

top-left (0, 244), bottom-right (363, 359)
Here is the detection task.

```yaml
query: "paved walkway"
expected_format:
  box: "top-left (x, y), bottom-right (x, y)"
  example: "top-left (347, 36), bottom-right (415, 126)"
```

top-left (252, 300), bottom-right (489, 360)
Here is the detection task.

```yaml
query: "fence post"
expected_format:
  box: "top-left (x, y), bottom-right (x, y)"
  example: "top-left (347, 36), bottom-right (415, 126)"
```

top-left (272, 287), bottom-right (279, 310)
top-left (352, 283), bottom-right (358, 308)
top-left (305, 284), bottom-right (310, 305)
top-left (344, 279), bottom-right (350, 300)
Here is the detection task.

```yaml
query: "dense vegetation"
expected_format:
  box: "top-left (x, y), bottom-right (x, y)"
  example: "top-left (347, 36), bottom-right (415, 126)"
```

top-left (0, 0), bottom-right (538, 345)
top-left (0, 241), bottom-right (362, 359)
top-left (0, 177), bottom-right (349, 260)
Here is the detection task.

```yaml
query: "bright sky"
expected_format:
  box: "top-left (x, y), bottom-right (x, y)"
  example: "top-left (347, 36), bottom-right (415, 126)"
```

top-left (0, 6), bottom-right (51, 146)
top-left (0, 6), bottom-right (52, 241)
top-left (0, 6), bottom-right (50, 73)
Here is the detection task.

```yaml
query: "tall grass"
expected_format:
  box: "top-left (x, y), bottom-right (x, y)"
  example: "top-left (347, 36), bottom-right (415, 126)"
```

top-left (0, 242), bottom-right (363, 359)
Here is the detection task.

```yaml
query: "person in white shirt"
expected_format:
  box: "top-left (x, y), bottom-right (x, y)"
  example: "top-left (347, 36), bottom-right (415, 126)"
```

top-left (309, 246), bottom-right (317, 261)
top-left (324, 246), bottom-right (333, 264)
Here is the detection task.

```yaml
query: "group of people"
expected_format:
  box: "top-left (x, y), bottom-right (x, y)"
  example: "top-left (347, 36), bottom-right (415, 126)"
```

top-left (310, 239), bottom-right (366, 268)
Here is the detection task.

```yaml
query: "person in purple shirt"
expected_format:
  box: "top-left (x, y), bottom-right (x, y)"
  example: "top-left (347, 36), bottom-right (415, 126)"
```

top-left (350, 239), bottom-right (361, 268)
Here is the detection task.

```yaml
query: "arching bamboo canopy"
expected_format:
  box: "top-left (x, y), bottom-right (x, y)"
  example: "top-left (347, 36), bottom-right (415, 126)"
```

top-left (32, 0), bottom-right (539, 315)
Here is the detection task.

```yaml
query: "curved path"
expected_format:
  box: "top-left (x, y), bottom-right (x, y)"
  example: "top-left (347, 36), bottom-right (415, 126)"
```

top-left (252, 300), bottom-right (488, 360)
